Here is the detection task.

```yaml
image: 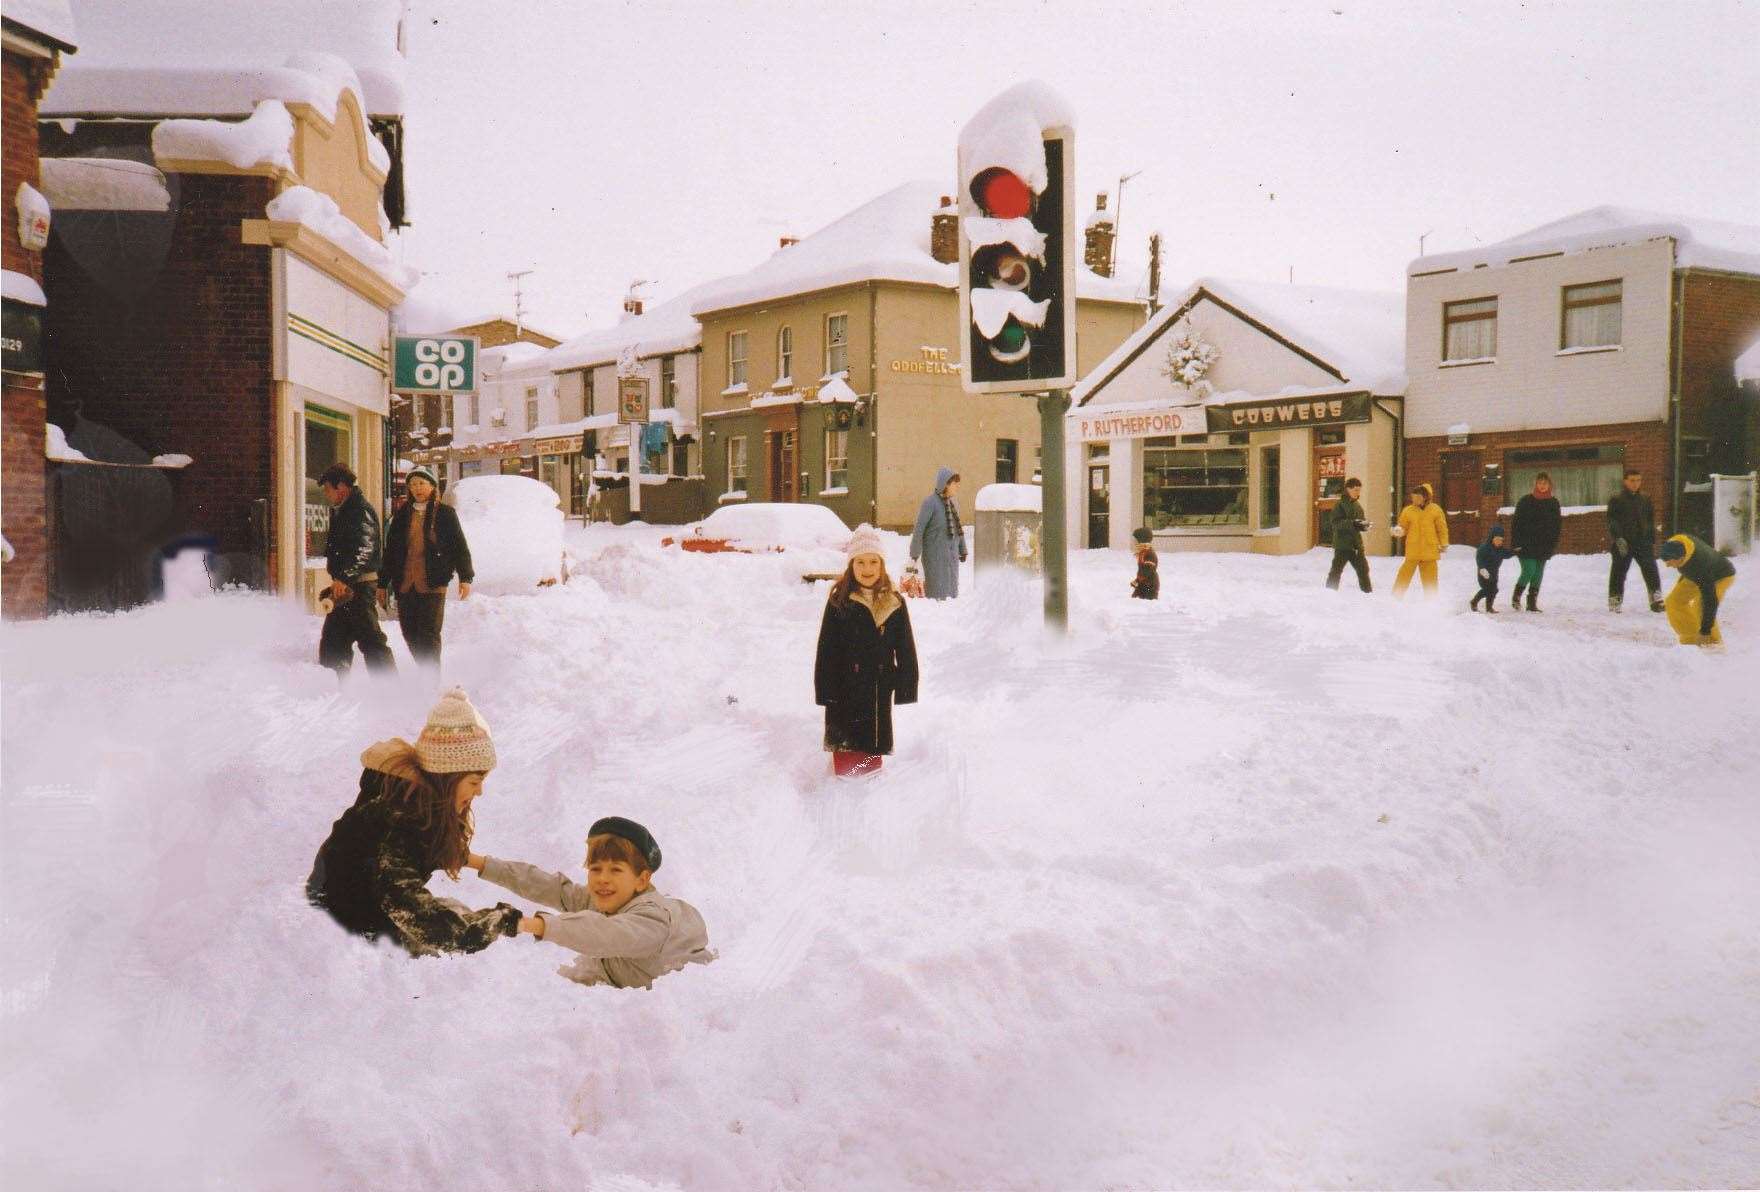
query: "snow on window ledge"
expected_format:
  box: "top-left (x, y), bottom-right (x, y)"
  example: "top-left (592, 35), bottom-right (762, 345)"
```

top-left (772, 376), bottom-right (793, 390)
top-left (718, 489), bottom-right (749, 504)
top-left (721, 382), bottom-right (749, 397)
top-left (1254, 526), bottom-right (1282, 536)
top-left (1555, 344), bottom-right (1621, 357)
top-left (818, 486), bottom-right (850, 497)
top-left (1439, 357), bottom-right (1496, 369)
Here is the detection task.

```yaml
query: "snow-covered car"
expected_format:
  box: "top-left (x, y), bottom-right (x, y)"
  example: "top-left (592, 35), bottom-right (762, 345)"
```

top-left (662, 502), bottom-right (853, 579)
top-left (444, 474), bottom-right (565, 594)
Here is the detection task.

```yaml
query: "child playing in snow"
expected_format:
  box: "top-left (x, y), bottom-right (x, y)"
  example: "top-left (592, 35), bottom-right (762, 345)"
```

top-left (816, 525), bottom-right (920, 777)
top-left (1659, 533), bottom-right (1737, 646)
top-left (1470, 523), bottom-right (1515, 613)
top-left (1130, 527), bottom-right (1159, 599)
top-left (468, 817), bottom-right (714, 989)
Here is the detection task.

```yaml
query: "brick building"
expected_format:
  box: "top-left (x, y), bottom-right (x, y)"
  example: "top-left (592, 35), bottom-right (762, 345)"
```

top-left (1405, 208), bottom-right (1760, 554)
top-left (1, 3), bottom-right (76, 619)
top-left (35, 2), bottom-right (412, 610)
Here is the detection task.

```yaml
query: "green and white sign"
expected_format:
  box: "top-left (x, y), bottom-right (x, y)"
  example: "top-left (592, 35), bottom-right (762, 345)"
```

top-left (393, 334), bottom-right (480, 394)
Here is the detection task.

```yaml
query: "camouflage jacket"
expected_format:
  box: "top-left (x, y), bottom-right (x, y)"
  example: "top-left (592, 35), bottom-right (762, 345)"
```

top-left (308, 742), bottom-right (520, 956)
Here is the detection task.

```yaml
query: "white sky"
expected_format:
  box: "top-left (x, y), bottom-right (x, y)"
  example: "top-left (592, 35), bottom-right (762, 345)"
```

top-left (395, 0), bottom-right (1759, 339)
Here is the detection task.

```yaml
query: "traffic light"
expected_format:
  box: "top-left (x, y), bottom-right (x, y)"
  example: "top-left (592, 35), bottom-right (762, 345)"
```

top-left (958, 85), bottom-right (1077, 394)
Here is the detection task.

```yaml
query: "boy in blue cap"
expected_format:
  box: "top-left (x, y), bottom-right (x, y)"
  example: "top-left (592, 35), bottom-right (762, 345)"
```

top-left (1469, 524), bottom-right (1515, 613)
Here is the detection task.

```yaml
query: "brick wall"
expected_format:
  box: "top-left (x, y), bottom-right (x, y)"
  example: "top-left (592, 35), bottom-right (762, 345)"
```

top-left (1406, 420), bottom-right (1671, 555)
top-left (1677, 268), bottom-right (1760, 468)
top-left (3, 49), bottom-right (48, 618)
top-left (44, 173), bottom-right (276, 585)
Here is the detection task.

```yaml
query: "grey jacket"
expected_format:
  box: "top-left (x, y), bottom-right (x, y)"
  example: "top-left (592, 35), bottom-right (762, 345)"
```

top-left (480, 856), bottom-right (714, 988)
top-left (908, 465), bottom-right (966, 599)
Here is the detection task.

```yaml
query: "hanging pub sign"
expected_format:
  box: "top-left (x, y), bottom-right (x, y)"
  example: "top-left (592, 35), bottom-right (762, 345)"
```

top-left (1206, 390), bottom-right (1371, 433)
top-left (619, 375), bottom-right (650, 424)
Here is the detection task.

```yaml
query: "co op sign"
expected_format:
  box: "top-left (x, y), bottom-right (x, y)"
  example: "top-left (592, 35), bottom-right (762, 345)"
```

top-left (393, 335), bottom-right (479, 394)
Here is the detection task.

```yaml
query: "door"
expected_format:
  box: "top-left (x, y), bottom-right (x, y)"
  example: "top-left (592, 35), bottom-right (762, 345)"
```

top-left (1313, 445), bottom-right (1347, 546)
top-left (1440, 451), bottom-right (1482, 544)
top-left (768, 429), bottom-right (798, 502)
top-left (1088, 464), bottom-right (1110, 548)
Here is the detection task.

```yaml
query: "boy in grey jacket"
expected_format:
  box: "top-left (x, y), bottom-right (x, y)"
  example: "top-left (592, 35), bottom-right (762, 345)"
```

top-left (468, 817), bottom-right (713, 989)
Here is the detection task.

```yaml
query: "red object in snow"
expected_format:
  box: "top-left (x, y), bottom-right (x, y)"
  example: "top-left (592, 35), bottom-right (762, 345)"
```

top-left (661, 532), bottom-right (783, 555)
top-left (972, 168), bottom-right (1033, 219)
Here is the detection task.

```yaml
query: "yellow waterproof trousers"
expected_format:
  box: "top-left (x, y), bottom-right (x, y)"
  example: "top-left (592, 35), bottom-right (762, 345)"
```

top-left (1665, 575), bottom-right (1734, 644)
top-left (1393, 558), bottom-right (1438, 596)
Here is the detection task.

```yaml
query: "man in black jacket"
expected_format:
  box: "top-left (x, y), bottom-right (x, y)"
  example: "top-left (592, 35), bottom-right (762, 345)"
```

top-left (1606, 467), bottom-right (1664, 613)
top-left (318, 463), bottom-right (396, 675)
top-left (380, 465), bottom-right (474, 666)
top-left (1324, 477), bottom-right (1373, 593)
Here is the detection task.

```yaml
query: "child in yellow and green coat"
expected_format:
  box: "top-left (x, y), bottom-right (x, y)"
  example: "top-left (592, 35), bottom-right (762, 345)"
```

top-left (1659, 534), bottom-right (1736, 645)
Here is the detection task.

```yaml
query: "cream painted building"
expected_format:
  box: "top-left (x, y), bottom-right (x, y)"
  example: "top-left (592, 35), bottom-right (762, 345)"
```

top-left (1069, 278), bottom-right (1406, 556)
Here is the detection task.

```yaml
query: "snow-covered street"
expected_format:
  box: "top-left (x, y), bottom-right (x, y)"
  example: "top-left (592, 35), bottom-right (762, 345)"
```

top-left (3, 530), bottom-right (1756, 1189)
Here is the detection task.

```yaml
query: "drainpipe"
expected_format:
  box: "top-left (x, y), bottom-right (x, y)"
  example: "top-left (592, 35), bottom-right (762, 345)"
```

top-left (1374, 397), bottom-right (1403, 533)
top-left (1669, 268), bottom-right (1685, 535)
top-left (868, 280), bottom-right (879, 526)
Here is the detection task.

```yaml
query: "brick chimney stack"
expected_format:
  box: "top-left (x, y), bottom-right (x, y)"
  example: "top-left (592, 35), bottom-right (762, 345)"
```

top-left (1083, 192), bottom-right (1115, 278)
top-left (779, 235), bottom-right (799, 249)
top-left (930, 194), bottom-right (958, 264)
top-left (622, 296), bottom-right (644, 318)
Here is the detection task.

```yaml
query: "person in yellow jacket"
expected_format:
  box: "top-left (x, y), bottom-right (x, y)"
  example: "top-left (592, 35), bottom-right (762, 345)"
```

top-left (1659, 533), bottom-right (1736, 645)
top-left (1390, 482), bottom-right (1449, 597)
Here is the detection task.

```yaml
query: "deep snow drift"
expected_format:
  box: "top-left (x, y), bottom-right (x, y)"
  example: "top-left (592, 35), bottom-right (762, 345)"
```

top-left (2, 528), bottom-right (1757, 1189)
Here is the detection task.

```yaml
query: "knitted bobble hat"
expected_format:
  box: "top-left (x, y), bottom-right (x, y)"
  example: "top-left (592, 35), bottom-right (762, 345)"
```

top-left (416, 687), bottom-right (497, 774)
top-left (846, 524), bottom-right (885, 562)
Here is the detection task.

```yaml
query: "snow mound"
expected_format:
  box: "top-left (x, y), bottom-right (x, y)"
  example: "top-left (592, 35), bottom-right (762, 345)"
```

top-left (690, 502), bottom-right (852, 551)
top-left (975, 482), bottom-right (1043, 512)
top-left (447, 475), bottom-right (564, 594)
top-left (153, 101), bottom-right (294, 172)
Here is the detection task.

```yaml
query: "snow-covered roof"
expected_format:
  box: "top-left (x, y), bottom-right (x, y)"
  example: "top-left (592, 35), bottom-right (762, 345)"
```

top-left (1074, 276), bottom-right (1406, 404)
top-left (265, 186), bottom-right (415, 291)
top-left (691, 180), bottom-right (1142, 316)
top-left (547, 280), bottom-right (721, 372)
top-left (39, 157), bottom-right (170, 212)
top-left (3, 0), bottom-right (77, 50)
top-left (151, 101), bottom-right (296, 173)
top-left (1736, 338), bottom-right (1760, 385)
top-left (1409, 206), bottom-right (1760, 278)
top-left (39, 0), bottom-right (405, 118)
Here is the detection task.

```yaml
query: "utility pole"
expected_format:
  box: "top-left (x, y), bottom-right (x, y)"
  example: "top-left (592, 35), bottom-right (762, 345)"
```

top-left (1148, 233), bottom-right (1162, 313)
top-left (507, 269), bottom-right (533, 337)
top-left (1110, 169), bottom-right (1142, 277)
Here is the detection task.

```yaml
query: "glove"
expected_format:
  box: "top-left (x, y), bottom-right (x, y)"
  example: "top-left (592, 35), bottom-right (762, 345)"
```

top-left (904, 561), bottom-right (920, 575)
top-left (1389, 524), bottom-right (1405, 539)
top-left (1478, 567), bottom-right (1490, 580)
top-left (1354, 519), bottom-right (1371, 532)
top-left (1615, 537), bottom-right (1628, 556)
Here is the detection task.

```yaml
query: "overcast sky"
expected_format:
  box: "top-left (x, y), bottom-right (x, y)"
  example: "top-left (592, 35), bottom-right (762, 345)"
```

top-left (394, 0), bottom-right (1758, 340)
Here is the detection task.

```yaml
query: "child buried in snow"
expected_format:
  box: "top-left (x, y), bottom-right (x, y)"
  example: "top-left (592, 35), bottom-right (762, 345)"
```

top-left (1470, 523), bottom-right (1515, 613)
top-left (468, 817), bottom-right (714, 989)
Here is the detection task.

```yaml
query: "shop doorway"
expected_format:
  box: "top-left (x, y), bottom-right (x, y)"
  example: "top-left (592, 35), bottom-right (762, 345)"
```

top-left (1313, 443), bottom-right (1347, 546)
top-left (1086, 464), bottom-right (1110, 547)
top-left (1440, 450), bottom-right (1482, 544)
top-left (768, 429), bottom-right (798, 502)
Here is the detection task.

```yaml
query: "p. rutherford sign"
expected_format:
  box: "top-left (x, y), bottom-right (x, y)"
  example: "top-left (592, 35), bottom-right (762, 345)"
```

top-left (1074, 402), bottom-right (1196, 441)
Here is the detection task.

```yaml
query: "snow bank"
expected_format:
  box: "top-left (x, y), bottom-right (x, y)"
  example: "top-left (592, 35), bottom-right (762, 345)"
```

top-left (153, 101), bottom-right (294, 172)
top-left (38, 157), bottom-right (170, 212)
top-left (2, 270), bottom-right (47, 307)
top-left (447, 475), bottom-right (564, 593)
top-left (691, 502), bottom-right (851, 551)
top-left (1410, 205), bottom-right (1760, 277)
top-left (975, 482), bottom-right (1043, 512)
top-left (265, 185), bottom-right (418, 292)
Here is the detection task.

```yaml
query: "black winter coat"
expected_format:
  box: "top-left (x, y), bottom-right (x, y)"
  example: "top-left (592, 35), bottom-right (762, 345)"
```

top-left (325, 488), bottom-right (383, 583)
top-left (307, 768), bottom-right (520, 955)
top-left (814, 590), bottom-right (919, 755)
top-left (1131, 548), bottom-right (1159, 599)
top-left (1511, 494), bottom-right (1562, 560)
top-left (381, 500), bottom-right (475, 592)
top-left (1330, 495), bottom-right (1368, 554)
top-left (1606, 489), bottom-right (1657, 552)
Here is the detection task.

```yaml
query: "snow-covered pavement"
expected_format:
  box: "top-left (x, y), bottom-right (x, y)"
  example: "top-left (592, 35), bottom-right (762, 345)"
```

top-left (3, 527), bottom-right (1756, 1189)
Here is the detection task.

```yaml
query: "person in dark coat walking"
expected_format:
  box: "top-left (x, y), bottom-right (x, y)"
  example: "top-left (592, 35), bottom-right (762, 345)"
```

top-left (317, 463), bottom-right (396, 675)
top-left (906, 466), bottom-right (966, 599)
top-left (1130, 526), bottom-right (1159, 599)
top-left (380, 465), bottom-right (474, 666)
top-left (1510, 472), bottom-right (1563, 612)
top-left (308, 688), bottom-right (523, 955)
top-left (815, 525), bottom-right (920, 777)
top-left (1324, 477), bottom-right (1373, 593)
top-left (1470, 523), bottom-right (1515, 612)
top-left (1607, 467), bottom-right (1664, 613)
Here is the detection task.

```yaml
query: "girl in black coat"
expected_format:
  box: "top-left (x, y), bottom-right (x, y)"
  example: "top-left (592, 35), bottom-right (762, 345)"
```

top-left (1511, 472), bottom-right (1564, 612)
top-left (814, 527), bottom-right (919, 777)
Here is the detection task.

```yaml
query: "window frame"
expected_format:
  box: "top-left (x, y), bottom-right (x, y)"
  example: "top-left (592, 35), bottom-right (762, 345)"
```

top-left (660, 355), bottom-right (677, 409)
top-left (524, 385), bottom-right (539, 431)
top-left (726, 434), bottom-right (748, 494)
top-left (1559, 278), bottom-right (1623, 350)
top-left (825, 312), bottom-right (849, 377)
top-left (1259, 445), bottom-right (1281, 530)
top-left (996, 438), bottom-right (1019, 484)
top-left (1142, 442), bottom-right (1250, 530)
top-left (777, 326), bottom-right (794, 382)
top-left (1441, 295), bottom-right (1498, 362)
top-left (824, 428), bottom-right (849, 491)
top-left (728, 331), bottom-right (749, 388)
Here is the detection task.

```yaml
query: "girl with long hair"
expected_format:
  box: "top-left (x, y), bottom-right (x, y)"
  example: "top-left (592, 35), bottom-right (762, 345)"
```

top-left (814, 526), bottom-right (920, 777)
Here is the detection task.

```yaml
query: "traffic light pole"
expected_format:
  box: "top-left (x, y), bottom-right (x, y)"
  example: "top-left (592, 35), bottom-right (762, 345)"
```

top-left (1038, 388), bottom-right (1071, 630)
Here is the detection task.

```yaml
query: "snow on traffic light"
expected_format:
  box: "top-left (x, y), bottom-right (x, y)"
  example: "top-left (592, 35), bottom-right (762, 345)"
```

top-left (957, 82), bottom-right (1077, 394)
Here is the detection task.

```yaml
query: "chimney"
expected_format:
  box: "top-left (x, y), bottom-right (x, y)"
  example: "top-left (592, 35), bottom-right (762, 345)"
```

top-left (1083, 192), bottom-right (1115, 278)
top-left (779, 235), bottom-right (799, 249)
top-left (930, 194), bottom-right (958, 264)
top-left (622, 296), bottom-right (644, 319)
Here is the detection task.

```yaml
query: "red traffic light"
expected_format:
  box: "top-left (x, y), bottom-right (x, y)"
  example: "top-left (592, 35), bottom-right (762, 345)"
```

top-left (970, 167), bottom-right (1033, 220)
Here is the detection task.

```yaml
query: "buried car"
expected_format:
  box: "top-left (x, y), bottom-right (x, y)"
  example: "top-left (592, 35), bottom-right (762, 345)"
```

top-left (662, 502), bottom-right (853, 579)
top-left (444, 474), bottom-right (566, 593)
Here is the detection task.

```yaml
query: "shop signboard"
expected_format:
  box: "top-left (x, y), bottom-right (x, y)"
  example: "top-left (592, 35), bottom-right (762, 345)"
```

top-left (393, 335), bottom-right (479, 394)
top-left (619, 375), bottom-right (650, 424)
top-left (1206, 390), bottom-right (1371, 433)
top-left (1074, 402), bottom-right (1198, 441)
top-left (530, 434), bottom-right (583, 456)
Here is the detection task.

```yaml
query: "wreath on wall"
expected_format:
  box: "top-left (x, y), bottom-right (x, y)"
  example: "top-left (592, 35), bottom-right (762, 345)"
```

top-left (1161, 325), bottom-right (1220, 398)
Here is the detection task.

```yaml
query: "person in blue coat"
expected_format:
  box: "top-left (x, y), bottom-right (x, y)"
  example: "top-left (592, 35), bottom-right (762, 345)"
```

top-left (906, 466), bottom-right (966, 599)
top-left (1470, 523), bottom-right (1515, 612)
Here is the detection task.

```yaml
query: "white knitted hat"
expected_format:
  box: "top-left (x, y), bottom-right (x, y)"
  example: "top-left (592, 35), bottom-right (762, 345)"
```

top-left (846, 524), bottom-right (885, 562)
top-left (415, 687), bottom-right (497, 774)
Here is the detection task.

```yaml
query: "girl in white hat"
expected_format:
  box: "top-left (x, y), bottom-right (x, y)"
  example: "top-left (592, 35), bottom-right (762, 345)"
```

top-left (307, 687), bottom-right (523, 955)
top-left (813, 525), bottom-right (920, 777)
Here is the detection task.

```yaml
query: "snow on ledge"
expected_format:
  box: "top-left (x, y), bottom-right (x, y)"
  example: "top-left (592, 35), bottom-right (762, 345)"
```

top-left (3, 270), bottom-right (47, 307)
top-left (39, 157), bottom-right (170, 212)
top-left (818, 376), bottom-right (859, 404)
top-left (154, 101), bottom-right (294, 173)
top-left (976, 482), bottom-right (1043, 513)
top-left (45, 424), bottom-right (89, 462)
top-left (265, 185), bottom-right (417, 291)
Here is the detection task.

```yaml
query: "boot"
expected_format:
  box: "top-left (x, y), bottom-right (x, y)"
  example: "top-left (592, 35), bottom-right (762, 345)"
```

top-left (1648, 593), bottom-right (1665, 613)
top-left (1609, 595), bottom-right (1622, 613)
top-left (1526, 589), bottom-right (1540, 612)
top-left (1511, 583), bottom-right (1526, 610)
top-left (1486, 594), bottom-right (1499, 613)
top-left (1470, 592), bottom-right (1481, 611)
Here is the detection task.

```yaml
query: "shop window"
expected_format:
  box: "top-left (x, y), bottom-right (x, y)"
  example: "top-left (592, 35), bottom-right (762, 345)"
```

top-left (825, 313), bottom-right (848, 376)
top-left (996, 439), bottom-right (1018, 484)
top-left (1505, 444), bottom-right (1624, 506)
top-left (777, 326), bottom-right (793, 381)
top-left (1316, 427), bottom-right (1346, 446)
top-left (525, 386), bottom-right (539, 431)
top-left (1260, 446), bottom-right (1280, 529)
top-left (1143, 442), bottom-right (1248, 529)
top-left (660, 355), bottom-right (677, 409)
top-left (1561, 279), bottom-right (1622, 349)
top-left (672, 441), bottom-right (690, 477)
top-left (728, 332), bottom-right (748, 388)
top-left (1443, 296), bottom-right (1497, 361)
top-left (583, 369), bottom-right (595, 414)
top-left (727, 435), bottom-right (748, 493)
top-left (467, 394), bottom-right (480, 428)
top-left (824, 429), bottom-right (849, 490)
top-left (304, 404), bottom-right (352, 559)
